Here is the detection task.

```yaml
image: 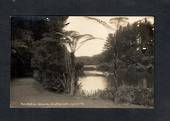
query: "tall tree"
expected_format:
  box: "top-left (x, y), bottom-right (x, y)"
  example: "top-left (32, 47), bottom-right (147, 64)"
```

top-left (104, 18), bottom-right (154, 88)
top-left (85, 16), bottom-right (128, 89)
top-left (55, 30), bottom-right (102, 95)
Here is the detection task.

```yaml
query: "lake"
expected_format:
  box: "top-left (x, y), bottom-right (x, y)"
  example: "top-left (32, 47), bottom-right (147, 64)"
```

top-left (78, 70), bottom-right (108, 94)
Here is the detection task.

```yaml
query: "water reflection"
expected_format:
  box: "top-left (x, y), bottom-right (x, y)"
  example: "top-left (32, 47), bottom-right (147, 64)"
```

top-left (78, 71), bottom-right (108, 94)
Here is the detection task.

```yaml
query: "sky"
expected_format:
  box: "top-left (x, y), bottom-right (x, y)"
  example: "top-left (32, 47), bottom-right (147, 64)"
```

top-left (64, 16), bottom-right (154, 57)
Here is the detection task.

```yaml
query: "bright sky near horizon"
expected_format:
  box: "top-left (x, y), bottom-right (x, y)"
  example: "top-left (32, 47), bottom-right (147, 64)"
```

top-left (64, 16), bottom-right (154, 57)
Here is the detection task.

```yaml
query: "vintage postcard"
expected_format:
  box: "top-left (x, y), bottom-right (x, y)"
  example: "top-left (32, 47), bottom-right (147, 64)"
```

top-left (10, 16), bottom-right (154, 108)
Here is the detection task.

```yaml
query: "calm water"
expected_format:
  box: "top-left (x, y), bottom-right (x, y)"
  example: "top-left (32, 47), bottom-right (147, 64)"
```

top-left (78, 70), bottom-right (108, 94)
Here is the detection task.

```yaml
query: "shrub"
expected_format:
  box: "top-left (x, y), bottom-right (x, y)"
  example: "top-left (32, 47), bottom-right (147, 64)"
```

top-left (75, 61), bottom-right (84, 77)
top-left (97, 88), bottom-right (116, 100)
top-left (31, 40), bottom-right (72, 93)
top-left (114, 85), bottom-right (154, 106)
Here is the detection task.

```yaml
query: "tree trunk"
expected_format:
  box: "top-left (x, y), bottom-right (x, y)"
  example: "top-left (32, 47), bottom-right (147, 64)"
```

top-left (143, 78), bottom-right (147, 88)
top-left (70, 52), bottom-right (76, 96)
top-left (113, 70), bottom-right (118, 90)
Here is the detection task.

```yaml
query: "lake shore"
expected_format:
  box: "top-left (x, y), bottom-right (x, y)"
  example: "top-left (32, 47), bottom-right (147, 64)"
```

top-left (10, 78), bottom-right (152, 108)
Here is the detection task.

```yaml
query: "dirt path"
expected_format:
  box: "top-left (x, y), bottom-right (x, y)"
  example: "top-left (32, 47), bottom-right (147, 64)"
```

top-left (10, 78), bottom-right (148, 108)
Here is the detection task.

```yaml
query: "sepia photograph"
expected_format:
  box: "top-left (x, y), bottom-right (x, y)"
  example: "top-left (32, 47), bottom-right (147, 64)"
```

top-left (10, 16), bottom-right (154, 108)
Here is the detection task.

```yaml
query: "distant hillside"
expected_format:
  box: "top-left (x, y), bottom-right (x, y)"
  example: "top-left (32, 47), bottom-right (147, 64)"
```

top-left (76, 53), bottom-right (105, 65)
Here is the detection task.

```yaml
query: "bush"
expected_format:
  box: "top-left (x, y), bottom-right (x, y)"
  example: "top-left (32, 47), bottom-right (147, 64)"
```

top-left (97, 88), bottom-right (116, 100)
top-left (31, 40), bottom-right (72, 93)
top-left (75, 61), bottom-right (84, 77)
top-left (114, 85), bottom-right (154, 106)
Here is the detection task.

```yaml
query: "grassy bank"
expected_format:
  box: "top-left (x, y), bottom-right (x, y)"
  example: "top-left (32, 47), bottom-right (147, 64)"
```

top-left (10, 78), bottom-right (152, 108)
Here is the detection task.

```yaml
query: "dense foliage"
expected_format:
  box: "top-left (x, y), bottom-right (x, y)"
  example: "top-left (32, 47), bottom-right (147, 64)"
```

top-left (102, 18), bottom-right (154, 88)
top-left (11, 16), bottom-right (50, 77)
top-left (114, 85), bottom-right (154, 106)
top-left (11, 16), bottom-right (74, 93)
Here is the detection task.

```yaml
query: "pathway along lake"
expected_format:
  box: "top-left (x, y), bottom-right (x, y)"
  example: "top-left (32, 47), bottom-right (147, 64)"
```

top-left (78, 65), bottom-right (109, 94)
top-left (10, 65), bottom-right (148, 108)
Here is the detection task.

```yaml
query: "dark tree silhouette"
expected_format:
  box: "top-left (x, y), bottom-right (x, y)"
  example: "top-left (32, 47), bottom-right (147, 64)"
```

top-left (55, 30), bottom-right (103, 95)
top-left (104, 18), bottom-right (154, 88)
